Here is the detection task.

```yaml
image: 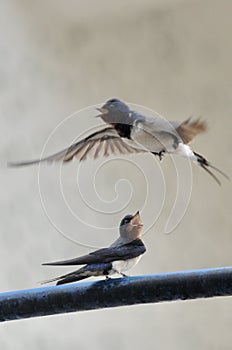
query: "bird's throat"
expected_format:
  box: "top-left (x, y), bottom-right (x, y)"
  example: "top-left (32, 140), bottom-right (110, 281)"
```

top-left (114, 123), bottom-right (132, 139)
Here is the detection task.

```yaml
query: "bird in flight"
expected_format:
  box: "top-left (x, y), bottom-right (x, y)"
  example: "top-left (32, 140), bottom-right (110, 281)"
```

top-left (42, 211), bottom-right (146, 285)
top-left (8, 98), bottom-right (229, 185)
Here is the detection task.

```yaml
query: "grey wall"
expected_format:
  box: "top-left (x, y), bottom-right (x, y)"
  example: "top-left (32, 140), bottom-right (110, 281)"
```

top-left (1, 0), bottom-right (232, 349)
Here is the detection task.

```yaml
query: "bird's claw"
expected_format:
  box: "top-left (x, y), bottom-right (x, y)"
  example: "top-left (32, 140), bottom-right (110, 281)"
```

top-left (152, 151), bottom-right (165, 161)
top-left (158, 151), bottom-right (165, 161)
top-left (121, 273), bottom-right (128, 278)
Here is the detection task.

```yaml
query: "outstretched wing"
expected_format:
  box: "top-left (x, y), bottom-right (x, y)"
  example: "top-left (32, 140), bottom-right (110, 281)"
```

top-left (8, 127), bottom-right (145, 167)
top-left (42, 239), bottom-right (146, 266)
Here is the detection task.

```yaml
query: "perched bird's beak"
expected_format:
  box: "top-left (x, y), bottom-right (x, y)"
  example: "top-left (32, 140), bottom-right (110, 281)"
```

top-left (131, 211), bottom-right (143, 227)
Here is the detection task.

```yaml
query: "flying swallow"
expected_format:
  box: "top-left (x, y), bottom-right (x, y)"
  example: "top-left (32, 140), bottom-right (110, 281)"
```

top-left (42, 211), bottom-right (146, 285)
top-left (8, 98), bottom-right (229, 185)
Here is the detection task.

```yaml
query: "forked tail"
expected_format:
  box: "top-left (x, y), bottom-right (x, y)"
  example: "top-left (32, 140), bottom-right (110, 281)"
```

top-left (40, 270), bottom-right (88, 285)
top-left (193, 152), bottom-right (230, 186)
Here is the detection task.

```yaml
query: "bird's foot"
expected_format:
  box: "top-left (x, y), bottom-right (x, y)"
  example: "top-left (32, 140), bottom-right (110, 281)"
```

top-left (121, 273), bottom-right (128, 278)
top-left (152, 151), bottom-right (165, 161)
top-left (105, 276), bottom-right (111, 281)
top-left (158, 150), bottom-right (165, 161)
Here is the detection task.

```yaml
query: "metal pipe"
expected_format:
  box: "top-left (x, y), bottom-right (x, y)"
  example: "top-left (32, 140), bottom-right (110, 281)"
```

top-left (1, 266), bottom-right (232, 322)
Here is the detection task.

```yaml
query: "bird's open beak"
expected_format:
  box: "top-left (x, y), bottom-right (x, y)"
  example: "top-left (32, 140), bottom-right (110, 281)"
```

top-left (131, 211), bottom-right (143, 227)
top-left (95, 107), bottom-right (108, 116)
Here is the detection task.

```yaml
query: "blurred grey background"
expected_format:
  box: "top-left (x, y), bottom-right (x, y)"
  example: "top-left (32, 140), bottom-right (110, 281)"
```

top-left (1, 0), bottom-right (232, 349)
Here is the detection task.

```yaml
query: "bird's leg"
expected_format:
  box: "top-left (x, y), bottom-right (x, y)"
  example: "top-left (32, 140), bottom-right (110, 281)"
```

top-left (114, 269), bottom-right (127, 278)
top-left (120, 273), bottom-right (128, 278)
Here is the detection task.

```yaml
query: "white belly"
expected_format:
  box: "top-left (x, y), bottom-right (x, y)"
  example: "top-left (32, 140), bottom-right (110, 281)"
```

top-left (112, 256), bottom-right (142, 274)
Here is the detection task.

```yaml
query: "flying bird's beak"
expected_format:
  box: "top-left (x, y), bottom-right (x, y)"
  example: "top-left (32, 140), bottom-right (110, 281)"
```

top-left (95, 107), bottom-right (108, 116)
top-left (131, 211), bottom-right (143, 228)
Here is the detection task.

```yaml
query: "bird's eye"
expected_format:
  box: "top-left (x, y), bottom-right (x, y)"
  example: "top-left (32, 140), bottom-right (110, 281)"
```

top-left (121, 215), bottom-right (133, 226)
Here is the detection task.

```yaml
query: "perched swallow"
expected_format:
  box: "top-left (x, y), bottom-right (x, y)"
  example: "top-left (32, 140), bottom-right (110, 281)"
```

top-left (9, 98), bottom-right (229, 185)
top-left (42, 211), bottom-right (146, 285)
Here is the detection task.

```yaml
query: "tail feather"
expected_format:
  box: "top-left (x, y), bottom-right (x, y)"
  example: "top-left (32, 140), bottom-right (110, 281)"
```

top-left (194, 151), bottom-right (230, 186)
top-left (40, 275), bottom-right (63, 285)
top-left (56, 274), bottom-right (88, 285)
top-left (41, 269), bottom-right (89, 286)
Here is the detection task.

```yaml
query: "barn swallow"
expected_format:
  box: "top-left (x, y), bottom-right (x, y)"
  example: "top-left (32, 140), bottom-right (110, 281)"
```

top-left (8, 98), bottom-right (229, 185)
top-left (42, 211), bottom-right (146, 285)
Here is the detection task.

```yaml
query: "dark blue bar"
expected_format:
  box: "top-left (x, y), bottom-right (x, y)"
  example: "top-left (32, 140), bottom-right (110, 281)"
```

top-left (1, 267), bottom-right (232, 322)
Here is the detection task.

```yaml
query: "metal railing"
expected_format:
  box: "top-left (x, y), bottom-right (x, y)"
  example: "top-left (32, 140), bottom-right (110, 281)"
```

top-left (1, 266), bottom-right (232, 322)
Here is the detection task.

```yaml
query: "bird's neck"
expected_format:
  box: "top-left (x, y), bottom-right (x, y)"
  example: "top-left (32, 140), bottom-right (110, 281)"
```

top-left (100, 112), bottom-right (133, 139)
top-left (119, 226), bottom-right (143, 242)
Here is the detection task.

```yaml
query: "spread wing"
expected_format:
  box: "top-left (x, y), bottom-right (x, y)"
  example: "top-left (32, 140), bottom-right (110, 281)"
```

top-left (8, 127), bottom-right (145, 167)
top-left (42, 239), bottom-right (146, 266)
top-left (174, 118), bottom-right (207, 144)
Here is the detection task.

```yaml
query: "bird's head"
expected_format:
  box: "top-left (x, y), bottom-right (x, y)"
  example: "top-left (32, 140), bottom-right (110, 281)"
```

top-left (119, 211), bottom-right (144, 240)
top-left (96, 98), bottom-right (131, 124)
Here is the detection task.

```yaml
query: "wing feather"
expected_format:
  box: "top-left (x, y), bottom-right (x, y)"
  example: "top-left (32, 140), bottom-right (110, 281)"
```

top-left (8, 127), bottom-right (145, 167)
top-left (42, 239), bottom-right (146, 266)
